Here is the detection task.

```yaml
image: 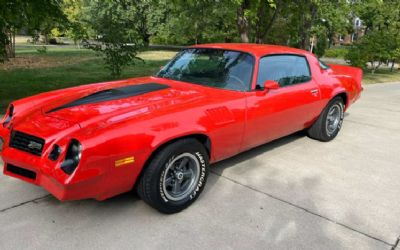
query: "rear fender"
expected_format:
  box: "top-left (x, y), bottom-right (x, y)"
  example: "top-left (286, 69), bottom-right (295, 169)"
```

top-left (329, 64), bottom-right (363, 105)
top-left (329, 64), bottom-right (362, 85)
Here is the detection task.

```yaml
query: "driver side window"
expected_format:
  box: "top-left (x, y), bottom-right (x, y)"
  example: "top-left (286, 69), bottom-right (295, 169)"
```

top-left (256, 55), bottom-right (311, 88)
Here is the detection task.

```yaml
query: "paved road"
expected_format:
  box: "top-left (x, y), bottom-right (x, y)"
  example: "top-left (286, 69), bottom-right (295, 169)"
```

top-left (1, 82), bottom-right (399, 250)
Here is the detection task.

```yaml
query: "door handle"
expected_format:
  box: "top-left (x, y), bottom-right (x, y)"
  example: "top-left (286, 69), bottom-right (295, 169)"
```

top-left (310, 89), bottom-right (319, 96)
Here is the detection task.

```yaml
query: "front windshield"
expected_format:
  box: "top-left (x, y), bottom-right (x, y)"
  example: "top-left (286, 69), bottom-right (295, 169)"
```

top-left (157, 48), bottom-right (255, 91)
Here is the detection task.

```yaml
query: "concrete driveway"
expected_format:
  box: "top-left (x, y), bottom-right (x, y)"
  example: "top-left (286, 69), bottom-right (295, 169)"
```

top-left (0, 82), bottom-right (399, 250)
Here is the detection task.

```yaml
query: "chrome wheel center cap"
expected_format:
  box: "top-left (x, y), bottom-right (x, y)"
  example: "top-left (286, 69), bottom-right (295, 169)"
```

top-left (176, 172), bottom-right (184, 180)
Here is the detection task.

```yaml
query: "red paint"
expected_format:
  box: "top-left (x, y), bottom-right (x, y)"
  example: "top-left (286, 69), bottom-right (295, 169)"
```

top-left (0, 44), bottom-right (362, 201)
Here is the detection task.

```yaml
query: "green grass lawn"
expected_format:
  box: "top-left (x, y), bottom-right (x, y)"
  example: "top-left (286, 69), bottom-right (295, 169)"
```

top-left (0, 47), bottom-right (399, 113)
top-left (0, 48), bottom-right (176, 113)
top-left (362, 69), bottom-right (400, 84)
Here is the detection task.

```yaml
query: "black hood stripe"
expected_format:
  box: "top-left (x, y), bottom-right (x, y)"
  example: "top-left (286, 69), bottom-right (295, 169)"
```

top-left (47, 83), bottom-right (170, 113)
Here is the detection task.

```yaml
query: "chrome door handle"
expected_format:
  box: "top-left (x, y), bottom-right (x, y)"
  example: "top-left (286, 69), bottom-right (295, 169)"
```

top-left (310, 89), bottom-right (319, 95)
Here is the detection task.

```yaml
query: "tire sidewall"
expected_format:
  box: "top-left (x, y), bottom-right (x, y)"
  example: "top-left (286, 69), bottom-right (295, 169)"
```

top-left (323, 98), bottom-right (344, 140)
top-left (154, 142), bottom-right (209, 209)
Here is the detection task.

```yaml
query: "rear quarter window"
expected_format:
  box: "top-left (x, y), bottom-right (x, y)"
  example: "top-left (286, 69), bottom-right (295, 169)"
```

top-left (257, 55), bottom-right (311, 88)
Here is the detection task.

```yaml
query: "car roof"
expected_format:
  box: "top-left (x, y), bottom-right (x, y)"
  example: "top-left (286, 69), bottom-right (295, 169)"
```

top-left (190, 43), bottom-right (313, 57)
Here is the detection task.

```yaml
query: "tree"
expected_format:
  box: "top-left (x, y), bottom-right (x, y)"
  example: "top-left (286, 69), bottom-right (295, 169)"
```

top-left (253, 0), bottom-right (282, 44)
top-left (311, 0), bottom-right (351, 49)
top-left (285, 0), bottom-right (351, 50)
top-left (0, 0), bottom-right (66, 61)
top-left (151, 0), bottom-right (238, 45)
top-left (233, 0), bottom-right (281, 43)
top-left (77, 0), bottom-right (354, 49)
top-left (132, 0), bottom-right (165, 46)
top-left (62, 0), bottom-right (88, 47)
top-left (346, 0), bottom-right (400, 72)
top-left (236, 0), bottom-right (251, 42)
top-left (82, 0), bottom-right (143, 76)
top-left (230, 0), bottom-right (352, 50)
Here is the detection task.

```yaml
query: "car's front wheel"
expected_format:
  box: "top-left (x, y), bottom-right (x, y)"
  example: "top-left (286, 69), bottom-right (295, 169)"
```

top-left (137, 138), bottom-right (209, 214)
top-left (307, 96), bottom-right (345, 142)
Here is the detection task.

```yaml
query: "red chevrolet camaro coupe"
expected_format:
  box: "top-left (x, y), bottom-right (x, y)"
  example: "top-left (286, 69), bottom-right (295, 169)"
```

top-left (0, 44), bottom-right (362, 213)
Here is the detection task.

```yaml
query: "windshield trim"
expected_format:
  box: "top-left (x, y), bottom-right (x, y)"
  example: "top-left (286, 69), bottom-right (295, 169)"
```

top-left (318, 59), bottom-right (331, 70)
top-left (156, 48), bottom-right (256, 92)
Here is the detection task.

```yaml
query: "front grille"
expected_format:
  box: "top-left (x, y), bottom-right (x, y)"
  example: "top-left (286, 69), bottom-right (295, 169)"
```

top-left (6, 164), bottom-right (37, 180)
top-left (9, 131), bottom-right (45, 156)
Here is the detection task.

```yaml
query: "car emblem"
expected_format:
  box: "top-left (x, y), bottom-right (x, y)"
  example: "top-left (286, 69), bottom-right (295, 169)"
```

top-left (28, 141), bottom-right (42, 150)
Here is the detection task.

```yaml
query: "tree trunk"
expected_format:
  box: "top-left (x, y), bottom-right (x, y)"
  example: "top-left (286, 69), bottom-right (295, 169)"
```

top-left (224, 36), bottom-right (232, 43)
top-left (371, 61), bottom-right (382, 74)
top-left (255, 1), bottom-right (266, 44)
top-left (255, 0), bottom-right (281, 44)
top-left (143, 34), bottom-right (150, 47)
top-left (299, 1), bottom-right (317, 50)
top-left (237, 0), bottom-right (250, 43)
top-left (194, 22), bottom-right (199, 45)
top-left (11, 29), bottom-right (16, 58)
top-left (4, 29), bottom-right (16, 60)
top-left (44, 33), bottom-right (49, 45)
top-left (139, 16), bottom-right (150, 47)
top-left (298, 13), bottom-right (308, 49)
top-left (327, 27), bottom-right (334, 48)
top-left (5, 31), bottom-right (12, 60)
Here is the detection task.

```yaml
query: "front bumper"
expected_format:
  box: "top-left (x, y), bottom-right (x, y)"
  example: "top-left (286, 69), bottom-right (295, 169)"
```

top-left (1, 146), bottom-right (106, 201)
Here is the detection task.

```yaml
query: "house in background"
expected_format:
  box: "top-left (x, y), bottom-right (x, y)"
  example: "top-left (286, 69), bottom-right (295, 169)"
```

top-left (333, 17), bottom-right (365, 45)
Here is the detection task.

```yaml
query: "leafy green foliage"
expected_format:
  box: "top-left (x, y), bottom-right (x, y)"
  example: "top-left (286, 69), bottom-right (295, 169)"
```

top-left (313, 34), bottom-right (328, 57)
top-left (37, 46), bottom-right (48, 54)
top-left (33, 0), bottom-right (357, 59)
top-left (324, 47), bottom-right (349, 58)
top-left (346, 30), bottom-right (399, 72)
top-left (346, 0), bottom-right (400, 72)
top-left (152, 0), bottom-right (238, 45)
top-left (62, 0), bottom-right (88, 44)
top-left (82, 0), bottom-right (144, 76)
top-left (2, 0), bottom-right (400, 70)
top-left (88, 43), bottom-right (143, 77)
top-left (0, 0), bottom-right (66, 61)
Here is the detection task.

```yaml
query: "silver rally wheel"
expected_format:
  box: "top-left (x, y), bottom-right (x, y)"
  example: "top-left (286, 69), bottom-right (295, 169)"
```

top-left (136, 138), bottom-right (209, 214)
top-left (307, 96), bottom-right (345, 142)
top-left (162, 153), bottom-right (200, 201)
top-left (326, 103), bottom-right (343, 136)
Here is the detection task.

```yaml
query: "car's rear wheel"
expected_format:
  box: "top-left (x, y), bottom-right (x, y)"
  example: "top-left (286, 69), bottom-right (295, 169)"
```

top-left (136, 138), bottom-right (209, 214)
top-left (307, 96), bottom-right (344, 142)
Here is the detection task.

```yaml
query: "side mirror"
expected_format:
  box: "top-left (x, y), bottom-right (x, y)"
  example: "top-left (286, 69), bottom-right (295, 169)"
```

top-left (263, 80), bottom-right (280, 91)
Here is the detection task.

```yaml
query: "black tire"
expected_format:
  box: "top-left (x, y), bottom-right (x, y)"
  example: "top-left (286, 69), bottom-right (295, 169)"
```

top-left (307, 96), bottom-right (345, 142)
top-left (136, 138), bottom-right (209, 214)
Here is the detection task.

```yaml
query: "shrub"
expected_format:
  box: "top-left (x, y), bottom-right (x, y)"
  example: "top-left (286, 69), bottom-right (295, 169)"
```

top-left (37, 46), bottom-right (47, 54)
top-left (86, 42), bottom-right (143, 77)
top-left (324, 47), bottom-right (349, 58)
top-left (314, 35), bottom-right (328, 58)
top-left (345, 30), bottom-right (398, 73)
top-left (83, 1), bottom-right (143, 77)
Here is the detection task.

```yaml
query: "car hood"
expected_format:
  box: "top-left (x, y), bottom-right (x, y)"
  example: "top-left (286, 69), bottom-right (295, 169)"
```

top-left (40, 77), bottom-right (205, 127)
